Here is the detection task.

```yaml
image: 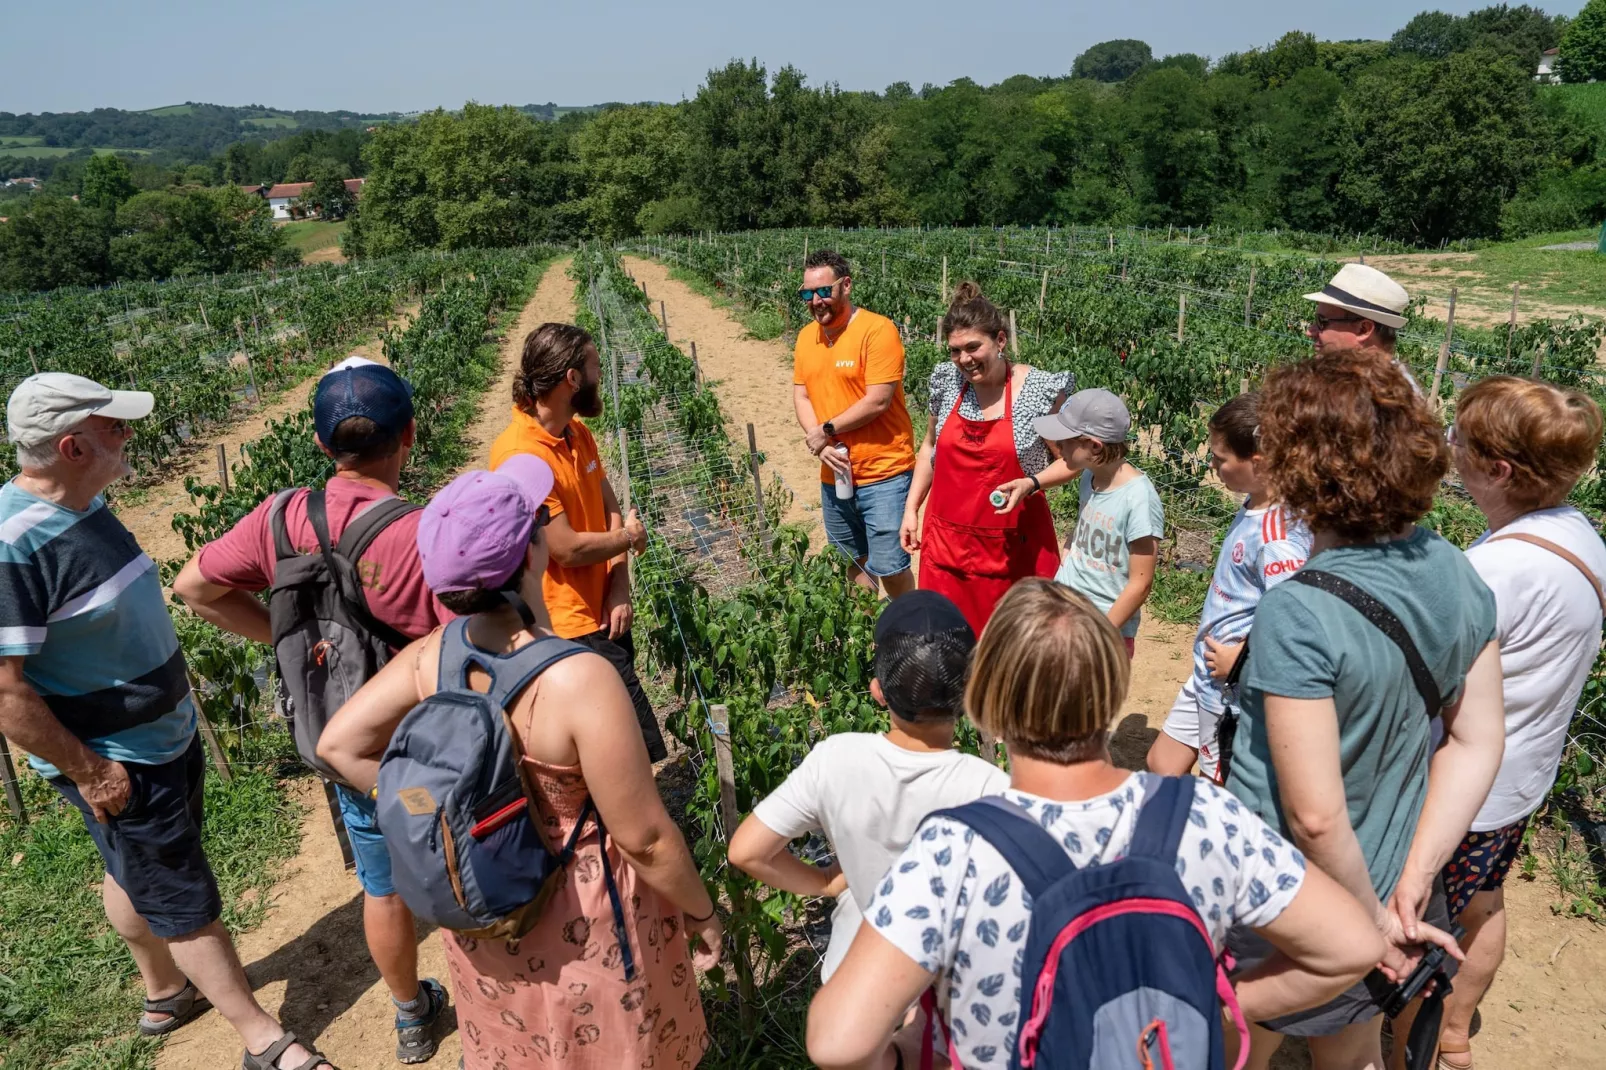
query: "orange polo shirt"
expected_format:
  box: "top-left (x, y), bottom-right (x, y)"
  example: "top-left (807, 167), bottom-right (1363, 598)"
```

top-left (792, 308), bottom-right (916, 485)
top-left (490, 408), bottom-right (609, 639)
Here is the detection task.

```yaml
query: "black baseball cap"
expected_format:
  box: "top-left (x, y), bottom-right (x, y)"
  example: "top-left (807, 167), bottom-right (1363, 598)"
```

top-left (874, 591), bottom-right (977, 721)
top-left (313, 356), bottom-right (414, 446)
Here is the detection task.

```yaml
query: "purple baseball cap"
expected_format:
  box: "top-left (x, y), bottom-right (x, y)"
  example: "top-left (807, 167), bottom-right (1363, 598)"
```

top-left (417, 454), bottom-right (555, 593)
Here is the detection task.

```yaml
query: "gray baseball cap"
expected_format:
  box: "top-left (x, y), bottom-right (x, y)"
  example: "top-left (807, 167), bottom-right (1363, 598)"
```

top-left (7, 373), bottom-right (154, 448)
top-left (1033, 387), bottom-right (1130, 443)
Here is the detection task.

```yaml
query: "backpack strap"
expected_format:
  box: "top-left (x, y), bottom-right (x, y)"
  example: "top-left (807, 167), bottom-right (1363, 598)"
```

top-left (929, 795), bottom-right (1075, 901)
top-left (305, 490), bottom-right (414, 652)
top-left (1288, 569), bottom-right (1443, 718)
top-left (1126, 775), bottom-right (1195, 863)
top-left (268, 488), bottom-right (303, 562)
top-left (1487, 532), bottom-right (1606, 616)
top-left (335, 494), bottom-right (421, 562)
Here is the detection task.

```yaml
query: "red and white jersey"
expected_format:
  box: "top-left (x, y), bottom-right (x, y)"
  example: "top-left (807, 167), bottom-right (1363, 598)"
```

top-left (1191, 502), bottom-right (1312, 710)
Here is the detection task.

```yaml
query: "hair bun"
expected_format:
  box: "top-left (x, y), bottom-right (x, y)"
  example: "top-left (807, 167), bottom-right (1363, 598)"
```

top-left (949, 280), bottom-right (984, 307)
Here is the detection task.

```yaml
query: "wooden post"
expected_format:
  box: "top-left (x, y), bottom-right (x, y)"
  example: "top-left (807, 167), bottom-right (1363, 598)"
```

top-left (1532, 341), bottom-right (1550, 379)
top-left (803, 235), bottom-right (809, 261)
top-left (1243, 265), bottom-right (1257, 328)
top-left (1121, 255), bottom-right (1128, 282)
top-left (187, 674), bottom-right (233, 783)
top-left (1008, 309), bottom-right (1019, 355)
top-left (0, 734), bottom-right (26, 827)
top-left (1506, 282), bottom-right (1520, 363)
top-left (1039, 268), bottom-right (1049, 312)
top-left (935, 315), bottom-right (942, 344)
top-left (709, 704), bottom-right (738, 838)
top-left (323, 779), bottom-right (356, 871)
top-left (745, 424), bottom-right (768, 533)
top-left (216, 444), bottom-right (230, 493)
top-left (882, 249), bottom-right (887, 275)
top-left (1429, 287), bottom-right (1458, 407)
top-left (1240, 377), bottom-right (1250, 396)
top-left (1046, 230), bottom-right (1051, 255)
top-left (1176, 292), bottom-right (1188, 343)
top-left (689, 341), bottom-right (702, 387)
top-left (940, 256), bottom-right (948, 304)
top-left (27, 348), bottom-right (38, 374)
top-left (1108, 232), bottom-right (1114, 252)
top-left (659, 300), bottom-right (669, 334)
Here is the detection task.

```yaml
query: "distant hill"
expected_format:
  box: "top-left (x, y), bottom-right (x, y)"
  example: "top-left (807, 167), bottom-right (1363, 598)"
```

top-left (0, 103), bottom-right (404, 159)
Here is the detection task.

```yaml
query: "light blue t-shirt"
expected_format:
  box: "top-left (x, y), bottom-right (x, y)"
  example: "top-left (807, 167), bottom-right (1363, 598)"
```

top-left (0, 482), bottom-right (196, 778)
top-left (1054, 468), bottom-right (1165, 638)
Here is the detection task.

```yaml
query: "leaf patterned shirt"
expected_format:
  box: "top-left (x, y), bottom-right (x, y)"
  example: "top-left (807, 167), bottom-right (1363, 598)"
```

top-left (864, 773), bottom-right (1307, 1068)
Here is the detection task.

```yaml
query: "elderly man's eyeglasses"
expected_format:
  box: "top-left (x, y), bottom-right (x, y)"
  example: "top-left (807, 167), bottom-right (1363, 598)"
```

top-left (798, 284), bottom-right (839, 303)
top-left (72, 420), bottom-right (132, 439)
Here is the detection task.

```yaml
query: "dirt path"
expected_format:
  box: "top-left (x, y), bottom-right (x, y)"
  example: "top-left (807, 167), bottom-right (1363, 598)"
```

top-left (620, 256), bottom-right (823, 542)
top-left (114, 306), bottom-right (417, 565)
top-left (152, 262), bottom-right (578, 1070)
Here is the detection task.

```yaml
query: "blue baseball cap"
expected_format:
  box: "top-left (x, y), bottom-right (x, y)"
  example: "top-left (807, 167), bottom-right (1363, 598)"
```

top-left (313, 357), bottom-right (414, 446)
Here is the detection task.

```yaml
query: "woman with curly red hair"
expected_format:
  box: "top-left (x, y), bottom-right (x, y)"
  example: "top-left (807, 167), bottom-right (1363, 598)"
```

top-left (1222, 357), bottom-right (1507, 1070)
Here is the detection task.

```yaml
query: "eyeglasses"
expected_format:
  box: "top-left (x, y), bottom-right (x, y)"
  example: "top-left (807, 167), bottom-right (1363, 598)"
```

top-left (71, 420), bottom-right (132, 439)
top-left (797, 284), bottom-right (839, 303)
top-left (1311, 313), bottom-right (1364, 332)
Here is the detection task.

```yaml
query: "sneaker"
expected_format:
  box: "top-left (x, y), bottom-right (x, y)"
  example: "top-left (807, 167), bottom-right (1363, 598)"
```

top-left (395, 978), bottom-right (449, 1064)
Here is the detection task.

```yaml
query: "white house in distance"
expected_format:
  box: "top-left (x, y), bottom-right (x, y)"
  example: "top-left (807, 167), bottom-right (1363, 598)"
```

top-left (241, 177), bottom-right (365, 220)
top-left (1536, 47), bottom-right (1560, 84)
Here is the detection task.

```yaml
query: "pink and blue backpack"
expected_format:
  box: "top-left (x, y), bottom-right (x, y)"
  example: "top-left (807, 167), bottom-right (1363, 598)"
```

top-left (921, 777), bottom-right (1250, 1070)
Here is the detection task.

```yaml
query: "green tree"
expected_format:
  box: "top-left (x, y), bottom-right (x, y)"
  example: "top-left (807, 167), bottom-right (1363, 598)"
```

top-left (109, 186), bottom-right (294, 280)
top-left (80, 154), bottom-right (138, 211)
top-left (1558, 0), bottom-right (1606, 83)
top-left (1391, 11), bottom-right (1471, 58)
top-left (0, 196), bottom-right (111, 291)
top-left (575, 105), bottom-right (689, 238)
top-left (299, 160), bottom-right (354, 220)
top-left (1072, 39), bottom-right (1153, 82)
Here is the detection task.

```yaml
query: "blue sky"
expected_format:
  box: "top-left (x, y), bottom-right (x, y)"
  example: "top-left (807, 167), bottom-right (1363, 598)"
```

top-left (1, 1), bottom-right (1587, 115)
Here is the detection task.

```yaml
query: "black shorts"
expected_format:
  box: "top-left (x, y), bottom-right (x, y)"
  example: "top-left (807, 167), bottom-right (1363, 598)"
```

top-left (574, 627), bottom-right (668, 763)
top-left (1227, 877), bottom-right (1456, 1037)
top-left (51, 734), bottom-right (222, 939)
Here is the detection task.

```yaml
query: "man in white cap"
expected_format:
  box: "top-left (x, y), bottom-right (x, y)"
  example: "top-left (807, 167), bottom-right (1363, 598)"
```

top-left (0, 374), bottom-right (334, 1069)
top-left (1303, 262), bottom-right (1411, 367)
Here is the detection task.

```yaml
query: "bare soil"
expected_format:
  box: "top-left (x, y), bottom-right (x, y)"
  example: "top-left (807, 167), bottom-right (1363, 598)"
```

top-left (150, 260), bottom-right (1604, 1069)
top-left (151, 263), bottom-right (581, 1070)
top-left (113, 306), bottom-right (418, 565)
top-left (620, 256), bottom-right (823, 543)
top-left (1356, 253), bottom-right (1606, 333)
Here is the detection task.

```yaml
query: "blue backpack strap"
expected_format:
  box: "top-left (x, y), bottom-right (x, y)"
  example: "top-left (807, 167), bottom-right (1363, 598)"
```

top-left (435, 618), bottom-right (479, 689)
top-left (930, 795), bottom-right (1075, 900)
top-left (480, 634), bottom-right (589, 710)
top-left (1127, 775), bottom-right (1196, 862)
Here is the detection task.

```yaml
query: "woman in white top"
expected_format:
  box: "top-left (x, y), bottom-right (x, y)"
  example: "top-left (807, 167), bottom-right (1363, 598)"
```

top-left (804, 578), bottom-right (1385, 1070)
top-left (1431, 376), bottom-right (1605, 1070)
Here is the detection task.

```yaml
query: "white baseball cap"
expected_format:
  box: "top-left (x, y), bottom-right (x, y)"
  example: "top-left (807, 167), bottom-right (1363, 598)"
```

top-left (6, 373), bottom-right (154, 448)
top-left (1303, 263), bottom-right (1410, 330)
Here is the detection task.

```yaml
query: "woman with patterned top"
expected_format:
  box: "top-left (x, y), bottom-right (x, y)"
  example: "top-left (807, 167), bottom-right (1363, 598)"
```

top-left (898, 282), bottom-right (1073, 636)
top-left (805, 579), bottom-right (1385, 1070)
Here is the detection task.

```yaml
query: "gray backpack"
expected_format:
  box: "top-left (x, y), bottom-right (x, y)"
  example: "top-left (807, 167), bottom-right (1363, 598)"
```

top-left (268, 488), bottom-right (420, 783)
top-left (375, 606), bottom-right (636, 969)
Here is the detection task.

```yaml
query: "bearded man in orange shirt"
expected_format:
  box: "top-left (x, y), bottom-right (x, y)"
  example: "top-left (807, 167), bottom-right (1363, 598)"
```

top-left (793, 250), bottom-right (917, 597)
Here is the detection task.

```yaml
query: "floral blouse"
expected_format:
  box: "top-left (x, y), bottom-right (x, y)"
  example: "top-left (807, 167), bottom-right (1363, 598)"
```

top-left (927, 363), bottom-right (1074, 476)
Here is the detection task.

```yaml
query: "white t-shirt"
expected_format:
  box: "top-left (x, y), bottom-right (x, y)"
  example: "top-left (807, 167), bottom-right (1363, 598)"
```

top-left (751, 733), bottom-right (1009, 980)
top-left (865, 774), bottom-right (1306, 1068)
top-left (1465, 507), bottom-right (1606, 831)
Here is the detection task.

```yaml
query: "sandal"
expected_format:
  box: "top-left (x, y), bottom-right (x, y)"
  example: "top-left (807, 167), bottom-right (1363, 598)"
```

top-left (1437, 1045), bottom-right (1473, 1070)
top-left (395, 978), bottom-right (449, 1064)
top-left (138, 980), bottom-right (211, 1036)
top-left (241, 1032), bottom-right (336, 1070)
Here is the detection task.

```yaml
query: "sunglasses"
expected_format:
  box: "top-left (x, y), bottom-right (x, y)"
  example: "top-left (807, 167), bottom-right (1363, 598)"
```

top-left (797, 284), bottom-right (839, 303)
top-left (1311, 313), bottom-right (1364, 331)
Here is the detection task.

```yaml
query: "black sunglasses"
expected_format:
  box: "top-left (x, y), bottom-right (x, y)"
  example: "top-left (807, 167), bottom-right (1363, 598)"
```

top-left (798, 284), bottom-right (839, 303)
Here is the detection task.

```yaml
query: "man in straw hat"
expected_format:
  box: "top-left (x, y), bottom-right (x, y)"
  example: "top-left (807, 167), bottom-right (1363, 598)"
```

top-left (1303, 262), bottom-right (1411, 365)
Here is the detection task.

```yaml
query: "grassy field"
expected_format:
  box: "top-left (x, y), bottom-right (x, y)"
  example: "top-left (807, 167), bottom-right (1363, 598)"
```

top-left (142, 104), bottom-right (196, 116)
top-left (0, 735), bottom-right (302, 1069)
top-left (1367, 227), bottom-right (1606, 326)
top-left (242, 116), bottom-right (297, 130)
top-left (280, 219), bottom-right (347, 257)
top-left (0, 146), bottom-right (151, 159)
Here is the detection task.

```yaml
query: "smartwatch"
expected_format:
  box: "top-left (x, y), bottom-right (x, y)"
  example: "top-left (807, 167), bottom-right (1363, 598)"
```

top-left (1029, 474), bottom-right (1042, 493)
top-left (822, 420), bottom-right (837, 437)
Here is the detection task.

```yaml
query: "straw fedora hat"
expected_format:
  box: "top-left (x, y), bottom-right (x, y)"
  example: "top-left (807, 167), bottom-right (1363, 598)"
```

top-left (1302, 263), bottom-right (1409, 330)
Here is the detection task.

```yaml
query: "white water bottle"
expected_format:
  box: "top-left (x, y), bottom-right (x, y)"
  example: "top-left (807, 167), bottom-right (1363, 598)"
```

top-left (833, 443), bottom-right (855, 500)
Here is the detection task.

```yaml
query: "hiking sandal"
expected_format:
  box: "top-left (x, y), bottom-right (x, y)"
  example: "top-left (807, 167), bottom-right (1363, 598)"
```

top-left (138, 980), bottom-right (211, 1036)
top-left (395, 978), bottom-right (449, 1064)
top-left (241, 1032), bottom-right (336, 1070)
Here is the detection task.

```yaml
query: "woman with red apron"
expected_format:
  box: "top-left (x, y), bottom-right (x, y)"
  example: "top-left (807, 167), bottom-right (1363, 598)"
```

top-left (899, 282), bottom-right (1073, 637)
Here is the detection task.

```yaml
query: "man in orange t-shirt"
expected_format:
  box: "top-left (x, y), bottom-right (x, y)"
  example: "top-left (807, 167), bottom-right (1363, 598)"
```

top-left (490, 323), bottom-right (665, 761)
top-left (793, 249), bottom-right (916, 597)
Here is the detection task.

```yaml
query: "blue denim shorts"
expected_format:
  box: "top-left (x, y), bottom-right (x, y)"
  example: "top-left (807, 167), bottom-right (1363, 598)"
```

top-left (335, 783), bottom-right (395, 898)
top-left (820, 470), bottom-right (913, 578)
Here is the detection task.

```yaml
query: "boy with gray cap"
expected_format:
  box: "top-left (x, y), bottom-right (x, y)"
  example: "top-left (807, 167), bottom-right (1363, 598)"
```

top-left (0, 373), bottom-right (336, 1069)
top-left (174, 356), bottom-right (449, 1064)
top-left (1033, 387), bottom-right (1164, 658)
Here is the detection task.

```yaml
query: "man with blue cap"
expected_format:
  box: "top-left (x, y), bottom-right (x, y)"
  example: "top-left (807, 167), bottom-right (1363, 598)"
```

top-left (174, 355), bottom-right (452, 1064)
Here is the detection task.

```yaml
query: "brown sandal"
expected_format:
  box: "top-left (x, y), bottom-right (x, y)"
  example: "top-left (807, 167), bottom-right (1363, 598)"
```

top-left (1436, 1044), bottom-right (1473, 1070)
top-left (241, 1032), bottom-right (336, 1070)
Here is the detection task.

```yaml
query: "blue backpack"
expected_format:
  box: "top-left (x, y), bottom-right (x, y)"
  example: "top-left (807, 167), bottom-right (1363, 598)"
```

top-left (375, 614), bottom-right (635, 980)
top-left (921, 777), bottom-right (1249, 1070)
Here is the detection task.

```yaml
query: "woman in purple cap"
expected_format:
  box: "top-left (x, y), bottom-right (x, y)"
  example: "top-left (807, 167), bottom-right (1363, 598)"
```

top-left (318, 456), bottom-right (719, 1070)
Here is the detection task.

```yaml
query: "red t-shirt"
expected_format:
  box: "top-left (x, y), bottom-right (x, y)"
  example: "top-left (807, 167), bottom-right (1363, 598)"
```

top-left (197, 478), bottom-right (451, 644)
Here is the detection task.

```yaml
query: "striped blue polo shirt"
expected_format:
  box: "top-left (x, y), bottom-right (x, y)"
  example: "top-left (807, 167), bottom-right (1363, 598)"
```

top-left (0, 480), bottom-right (195, 778)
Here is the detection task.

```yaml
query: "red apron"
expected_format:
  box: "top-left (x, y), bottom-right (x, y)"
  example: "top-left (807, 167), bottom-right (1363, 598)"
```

top-left (918, 374), bottom-right (1060, 636)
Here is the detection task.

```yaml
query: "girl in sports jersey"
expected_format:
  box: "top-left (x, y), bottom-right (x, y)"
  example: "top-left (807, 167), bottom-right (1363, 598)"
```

top-left (1149, 394), bottom-right (1311, 782)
